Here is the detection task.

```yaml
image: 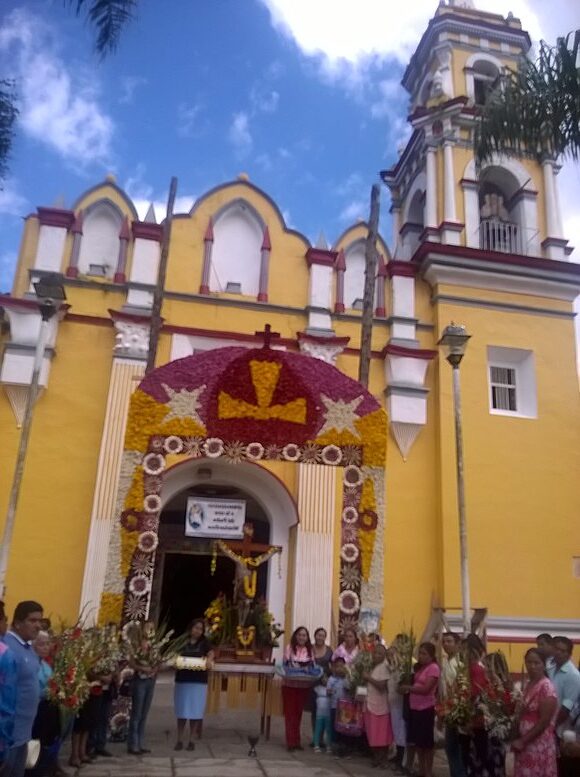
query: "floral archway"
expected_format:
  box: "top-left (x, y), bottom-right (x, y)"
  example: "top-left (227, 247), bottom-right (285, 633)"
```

top-left (99, 345), bottom-right (387, 634)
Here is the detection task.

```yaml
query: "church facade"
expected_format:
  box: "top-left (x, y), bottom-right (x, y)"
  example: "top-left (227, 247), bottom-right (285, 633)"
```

top-left (1, 2), bottom-right (579, 663)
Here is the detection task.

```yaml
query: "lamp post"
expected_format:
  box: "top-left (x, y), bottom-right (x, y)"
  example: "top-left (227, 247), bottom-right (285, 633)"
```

top-left (438, 323), bottom-right (472, 636)
top-left (0, 275), bottom-right (66, 597)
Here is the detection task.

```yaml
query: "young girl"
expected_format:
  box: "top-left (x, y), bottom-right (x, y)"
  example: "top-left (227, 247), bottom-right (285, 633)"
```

top-left (362, 643), bottom-right (394, 767)
top-left (312, 676), bottom-right (331, 752)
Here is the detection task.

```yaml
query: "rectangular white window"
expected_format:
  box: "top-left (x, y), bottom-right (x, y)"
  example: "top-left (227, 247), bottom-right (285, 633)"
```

top-left (489, 366), bottom-right (517, 411)
top-left (487, 346), bottom-right (537, 418)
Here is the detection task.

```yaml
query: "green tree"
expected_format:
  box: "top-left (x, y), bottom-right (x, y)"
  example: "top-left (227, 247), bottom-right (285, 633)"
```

top-left (476, 31), bottom-right (580, 163)
top-left (0, 0), bottom-right (136, 183)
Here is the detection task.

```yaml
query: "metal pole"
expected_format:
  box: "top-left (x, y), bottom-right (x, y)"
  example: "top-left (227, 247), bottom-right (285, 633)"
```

top-left (0, 301), bottom-right (57, 597)
top-left (451, 363), bottom-right (471, 635)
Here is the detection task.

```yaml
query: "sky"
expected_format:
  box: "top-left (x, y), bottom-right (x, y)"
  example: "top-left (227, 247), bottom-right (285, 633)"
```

top-left (0, 0), bottom-right (579, 291)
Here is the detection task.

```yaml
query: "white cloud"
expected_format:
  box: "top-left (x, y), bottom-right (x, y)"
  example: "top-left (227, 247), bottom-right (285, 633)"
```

top-left (119, 75), bottom-right (147, 105)
top-left (0, 250), bottom-right (17, 291)
top-left (259, 0), bottom-right (545, 75)
top-left (250, 87), bottom-right (280, 113)
top-left (228, 112), bottom-right (253, 156)
top-left (124, 165), bottom-right (195, 221)
top-left (370, 78), bottom-right (407, 118)
top-left (0, 180), bottom-right (28, 217)
top-left (0, 9), bottom-right (113, 167)
top-left (340, 199), bottom-right (367, 222)
top-left (177, 102), bottom-right (205, 138)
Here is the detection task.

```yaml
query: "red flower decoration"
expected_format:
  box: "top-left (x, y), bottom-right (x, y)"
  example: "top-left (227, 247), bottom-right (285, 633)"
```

top-left (359, 510), bottom-right (378, 531)
top-left (120, 510), bottom-right (143, 533)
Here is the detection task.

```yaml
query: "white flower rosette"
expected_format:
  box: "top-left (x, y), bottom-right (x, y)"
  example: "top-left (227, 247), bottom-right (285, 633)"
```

top-left (174, 656), bottom-right (207, 671)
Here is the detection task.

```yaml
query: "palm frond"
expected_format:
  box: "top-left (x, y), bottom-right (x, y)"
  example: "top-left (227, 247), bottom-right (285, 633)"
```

top-left (0, 80), bottom-right (18, 184)
top-left (475, 31), bottom-right (580, 163)
top-left (67, 0), bottom-right (136, 56)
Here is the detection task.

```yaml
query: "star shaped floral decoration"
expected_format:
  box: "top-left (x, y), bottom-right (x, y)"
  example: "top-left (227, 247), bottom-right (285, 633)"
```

top-left (162, 383), bottom-right (206, 424)
top-left (317, 394), bottom-right (363, 438)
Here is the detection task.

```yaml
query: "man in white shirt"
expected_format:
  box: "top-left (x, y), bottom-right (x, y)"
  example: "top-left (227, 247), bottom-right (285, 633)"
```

top-left (440, 632), bottom-right (466, 777)
top-left (547, 636), bottom-right (580, 735)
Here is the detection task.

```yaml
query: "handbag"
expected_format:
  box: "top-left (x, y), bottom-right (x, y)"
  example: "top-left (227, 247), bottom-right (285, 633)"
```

top-left (25, 739), bottom-right (41, 769)
top-left (335, 697), bottom-right (364, 737)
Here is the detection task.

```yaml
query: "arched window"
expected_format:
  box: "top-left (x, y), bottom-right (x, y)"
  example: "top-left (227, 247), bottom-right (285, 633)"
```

top-left (210, 201), bottom-right (263, 296)
top-left (465, 54), bottom-right (502, 107)
top-left (77, 200), bottom-right (122, 278)
top-left (478, 166), bottom-right (521, 254)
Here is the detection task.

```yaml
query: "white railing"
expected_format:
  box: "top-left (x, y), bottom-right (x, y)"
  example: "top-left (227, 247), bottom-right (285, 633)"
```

top-left (479, 218), bottom-right (521, 255)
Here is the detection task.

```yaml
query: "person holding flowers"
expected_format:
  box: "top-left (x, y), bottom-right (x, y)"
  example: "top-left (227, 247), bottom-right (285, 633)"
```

top-left (28, 631), bottom-right (61, 777)
top-left (173, 618), bottom-right (214, 752)
top-left (511, 647), bottom-right (558, 777)
top-left (361, 642), bottom-right (393, 768)
top-left (126, 620), bottom-right (163, 756)
top-left (332, 628), bottom-right (359, 666)
top-left (399, 642), bottom-right (440, 777)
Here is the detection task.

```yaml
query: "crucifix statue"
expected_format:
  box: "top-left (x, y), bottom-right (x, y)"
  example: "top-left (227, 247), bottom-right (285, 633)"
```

top-left (215, 522), bottom-right (282, 627)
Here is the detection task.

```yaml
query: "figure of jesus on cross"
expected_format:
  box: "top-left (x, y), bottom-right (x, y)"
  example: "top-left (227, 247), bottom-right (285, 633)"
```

top-left (215, 523), bottom-right (282, 627)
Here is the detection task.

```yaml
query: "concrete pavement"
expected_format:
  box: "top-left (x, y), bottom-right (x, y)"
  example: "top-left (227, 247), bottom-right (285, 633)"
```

top-left (68, 676), bottom-right (450, 777)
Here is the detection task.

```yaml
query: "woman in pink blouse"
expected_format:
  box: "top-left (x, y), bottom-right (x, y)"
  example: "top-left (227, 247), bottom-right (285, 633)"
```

top-left (331, 628), bottom-right (359, 665)
top-left (399, 642), bottom-right (440, 777)
top-left (282, 627), bottom-right (315, 751)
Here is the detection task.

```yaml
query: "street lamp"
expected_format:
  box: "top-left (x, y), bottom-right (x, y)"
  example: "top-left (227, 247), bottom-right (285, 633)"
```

top-left (438, 323), bottom-right (472, 636)
top-left (0, 274), bottom-right (66, 597)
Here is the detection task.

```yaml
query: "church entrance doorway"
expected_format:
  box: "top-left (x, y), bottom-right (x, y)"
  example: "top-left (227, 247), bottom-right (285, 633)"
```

top-left (152, 481), bottom-right (270, 635)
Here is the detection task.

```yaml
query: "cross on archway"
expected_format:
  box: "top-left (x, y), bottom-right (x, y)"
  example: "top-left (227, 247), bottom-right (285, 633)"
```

top-left (254, 323), bottom-right (281, 349)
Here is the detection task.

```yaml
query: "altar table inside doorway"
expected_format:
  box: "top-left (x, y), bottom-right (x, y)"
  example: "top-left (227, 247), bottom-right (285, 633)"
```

top-left (206, 662), bottom-right (282, 739)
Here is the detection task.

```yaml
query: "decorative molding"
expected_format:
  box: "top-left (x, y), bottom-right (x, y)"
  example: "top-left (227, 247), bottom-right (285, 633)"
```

top-left (390, 421), bottom-right (423, 461)
top-left (111, 315), bottom-right (150, 360)
top-left (298, 332), bottom-right (349, 365)
top-left (3, 384), bottom-right (30, 427)
top-left (305, 246), bottom-right (338, 267)
top-left (387, 261), bottom-right (418, 278)
top-left (36, 207), bottom-right (75, 230)
top-left (131, 221), bottom-right (163, 242)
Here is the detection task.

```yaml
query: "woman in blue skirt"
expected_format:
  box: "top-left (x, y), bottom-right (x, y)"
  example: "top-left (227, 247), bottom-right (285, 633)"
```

top-left (173, 619), bottom-right (214, 751)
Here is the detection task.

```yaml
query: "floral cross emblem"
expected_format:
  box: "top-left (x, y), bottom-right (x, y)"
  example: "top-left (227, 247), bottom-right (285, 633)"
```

top-left (218, 360), bottom-right (307, 424)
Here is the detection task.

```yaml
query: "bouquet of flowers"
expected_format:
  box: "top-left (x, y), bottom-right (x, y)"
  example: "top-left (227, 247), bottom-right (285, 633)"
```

top-left (436, 652), bottom-right (474, 733)
top-left (347, 634), bottom-right (375, 695)
top-left (122, 621), bottom-right (187, 671)
top-left (248, 599), bottom-right (283, 648)
top-left (478, 651), bottom-right (520, 740)
top-left (395, 627), bottom-right (416, 685)
top-left (46, 625), bottom-right (93, 711)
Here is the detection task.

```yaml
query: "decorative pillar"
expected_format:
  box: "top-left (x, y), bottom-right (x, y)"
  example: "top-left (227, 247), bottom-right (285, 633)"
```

top-left (65, 212), bottom-right (83, 278)
top-left (383, 343), bottom-right (437, 460)
top-left (33, 207), bottom-right (75, 281)
top-left (114, 217), bottom-right (131, 283)
top-left (199, 217), bottom-right (213, 295)
top-left (461, 178), bottom-right (480, 248)
top-left (387, 261), bottom-right (418, 343)
top-left (425, 144), bottom-right (438, 231)
top-left (126, 219), bottom-right (163, 308)
top-left (390, 200), bottom-right (402, 259)
top-left (292, 464), bottom-right (338, 639)
top-left (541, 159), bottom-right (569, 260)
top-left (334, 249), bottom-right (346, 313)
top-left (257, 226), bottom-right (271, 302)
top-left (79, 312), bottom-right (149, 619)
top-left (441, 140), bottom-right (463, 246)
top-left (375, 254), bottom-right (386, 317)
top-left (305, 243), bottom-right (337, 334)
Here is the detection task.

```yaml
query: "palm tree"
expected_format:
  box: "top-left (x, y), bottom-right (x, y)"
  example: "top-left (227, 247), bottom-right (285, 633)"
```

top-left (68, 0), bottom-right (137, 56)
top-left (475, 31), bottom-right (580, 163)
top-left (0, 0), bottom-right (136, 183)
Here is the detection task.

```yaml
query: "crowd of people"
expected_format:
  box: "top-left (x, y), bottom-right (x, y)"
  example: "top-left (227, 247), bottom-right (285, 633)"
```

top-left (0, 601), bottom-right (215, 777)
top-left (1, 597), bottom-right (580, 777)
top-left (279, 625), bottom-right (580, 777)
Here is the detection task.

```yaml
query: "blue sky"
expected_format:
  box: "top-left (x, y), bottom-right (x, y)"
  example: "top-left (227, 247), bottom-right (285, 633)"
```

top-left (0, 0), bottom-right (579, 291)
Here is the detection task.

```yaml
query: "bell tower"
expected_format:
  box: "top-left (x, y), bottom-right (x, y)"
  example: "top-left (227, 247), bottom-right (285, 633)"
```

top-left (382, 0), bottom-right (571, 262)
